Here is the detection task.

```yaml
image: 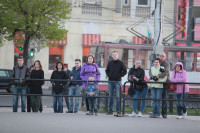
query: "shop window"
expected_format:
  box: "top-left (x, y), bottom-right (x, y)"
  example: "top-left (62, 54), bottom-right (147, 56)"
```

top-left (197, 52), bottom-right (200, 71)
top-left (49, 46), bottom-right (64, 70)
top-left (138, 49), bottom-right (153, 69)
top-left (168, 51), bottom-right (194, 71)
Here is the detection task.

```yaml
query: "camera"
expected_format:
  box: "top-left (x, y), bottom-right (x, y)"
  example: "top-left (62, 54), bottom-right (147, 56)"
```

top-left (129, 75), bottom-right (135, 82)
top-left (160, 67), bottom-right (165, 73)
top-left (150, 76), bottom-right (159, 81)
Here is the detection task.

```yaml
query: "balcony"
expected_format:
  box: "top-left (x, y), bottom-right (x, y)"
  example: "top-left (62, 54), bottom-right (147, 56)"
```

top-left (82, 2), bottom-right (102, 16)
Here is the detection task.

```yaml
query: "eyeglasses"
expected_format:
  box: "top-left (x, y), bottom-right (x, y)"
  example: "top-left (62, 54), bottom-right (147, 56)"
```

top-left (159, 55), bottom-right (165, 57)
top-left (75, 63), bottom-right (79, 64)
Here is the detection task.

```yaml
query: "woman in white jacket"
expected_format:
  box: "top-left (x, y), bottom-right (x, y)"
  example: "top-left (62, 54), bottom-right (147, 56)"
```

top-left (149, 58), bottom-right (167, 118)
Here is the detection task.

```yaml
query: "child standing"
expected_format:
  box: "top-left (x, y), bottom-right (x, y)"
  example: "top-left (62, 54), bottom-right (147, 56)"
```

top-left (85, 77), bottom-right (99, 116)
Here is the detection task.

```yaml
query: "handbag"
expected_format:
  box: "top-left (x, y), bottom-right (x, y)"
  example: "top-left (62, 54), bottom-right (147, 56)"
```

top-left (168, 83), bottom-right (177, 91)
top-left (168, 72), bottom-right (177, 91)
top-left (128, 84), bottom-right (135, 96)
top-left (135, 84), bottom-right (144, 90)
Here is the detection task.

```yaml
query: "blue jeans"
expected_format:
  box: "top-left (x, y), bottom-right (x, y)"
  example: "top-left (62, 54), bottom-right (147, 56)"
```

top-left (132, 87), bottom-right (148, 113)
top-left (13, 85), bottom-right (27, 112)
top-left (151, 88), bottom-right (163, 116)
top-left (88, 97), bottom-right (98, 112)
top-left (108, 82), bottom-right (121, 112)
top-left (53, 92), bottom-right (63, 113)
top-left (68, 86), bottom-right (81, 112)
top-left (174, 92), bottom-right (188, 116)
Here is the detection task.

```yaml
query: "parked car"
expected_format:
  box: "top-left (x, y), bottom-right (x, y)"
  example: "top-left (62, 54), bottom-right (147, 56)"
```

top-left (0, 69), bottom-right (13, 93)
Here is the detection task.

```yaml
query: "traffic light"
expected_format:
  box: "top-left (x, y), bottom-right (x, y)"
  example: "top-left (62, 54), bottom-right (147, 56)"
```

top-left (16, 46), bottom-right (23, 51)
top-left (178, 1), bottom-right (187, 38)
top-left (29, 48), bottom-right (35, 57)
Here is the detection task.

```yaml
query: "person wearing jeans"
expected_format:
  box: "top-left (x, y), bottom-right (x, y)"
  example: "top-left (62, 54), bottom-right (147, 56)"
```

top-left (128, 59), bottom-right (148, 117)
top-left (108, 82), bottom-right (121, 114)
top-left (68, 59), bottom-right (82, 113)
top-left (106, 51), bottom-right (127, 115)
top-left (174, 92), bottom-right (188, 117)
top-left (149, 58), bottom-right (167, 118)
top-left (53, 92), bottom-right (63, 113)
top-left (12, 56), bottom-right (30, 112)
top-left (131, 87), bottom-right (148, 117)
top-left (68, 86), bottom-right (81, 113)
top-left (85, 77), bottom-right (99, 116)
top-left (151, 87), bottom-right (163, 117)
top-left (170, 62), bottom-right (189, 119)
top-left (13, 86), bottom-right (27, 112)
top-left (51, 62), bottom-right (67, 113)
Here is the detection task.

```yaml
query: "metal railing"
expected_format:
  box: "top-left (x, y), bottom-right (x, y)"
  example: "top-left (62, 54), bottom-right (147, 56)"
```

top-left (1, 78), bottom-right (200, 116)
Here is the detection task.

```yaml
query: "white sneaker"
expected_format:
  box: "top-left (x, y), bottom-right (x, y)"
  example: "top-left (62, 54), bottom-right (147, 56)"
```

top-left (177, 115), bottom-right (183, 119)
top-left (129, 112), bottom-right (136, 117)
top-left (183, 112), bottom-right (187, 118)
top-left (137, 112), bottom-right (142, 117)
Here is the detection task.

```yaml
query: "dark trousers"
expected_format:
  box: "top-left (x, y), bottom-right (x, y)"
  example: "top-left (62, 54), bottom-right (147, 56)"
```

top-left (162, 84), bottom-right (168, 116)
top-left (86, 97), bottom-right (89, 111)
top-left (27, 87), bottom-right (32, 112)
top-left (64, 84), bottom-right (69, 110)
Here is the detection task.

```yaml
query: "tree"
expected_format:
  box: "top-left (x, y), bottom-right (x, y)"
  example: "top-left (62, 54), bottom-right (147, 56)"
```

top-left (0, 0), bottom-right (71, 65)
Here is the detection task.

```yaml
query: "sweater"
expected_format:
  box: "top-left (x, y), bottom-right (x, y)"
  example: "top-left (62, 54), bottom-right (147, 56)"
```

top-left (149, 65), bottom-right (167, 88)
top-left (30, 69), bottom-right (44, 94)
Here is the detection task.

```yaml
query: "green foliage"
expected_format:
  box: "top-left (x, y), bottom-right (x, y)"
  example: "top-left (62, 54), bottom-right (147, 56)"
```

top-left (0, 0), bottom-right (71, 46)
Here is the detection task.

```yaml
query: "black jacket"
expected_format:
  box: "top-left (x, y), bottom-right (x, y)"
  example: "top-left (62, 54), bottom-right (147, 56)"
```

top-left (50, 70), bottom-right (67, 93)
top-left (30, 69), bottom-right (44, 94)
top-left (105, 59), bottom-right (127, 81)
top-left (128, 65), bottom-right (147, 88)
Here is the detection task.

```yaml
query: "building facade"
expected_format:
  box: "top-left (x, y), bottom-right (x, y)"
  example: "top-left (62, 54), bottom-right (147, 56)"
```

top-left (0, 0), bottom-right (175, 78)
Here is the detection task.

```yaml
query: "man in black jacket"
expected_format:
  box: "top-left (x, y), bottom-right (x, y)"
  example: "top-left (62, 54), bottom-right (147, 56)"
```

top-left (105, 51), bottom-right (127, 115)
top-left (12, 56), bottom-right (30, 112)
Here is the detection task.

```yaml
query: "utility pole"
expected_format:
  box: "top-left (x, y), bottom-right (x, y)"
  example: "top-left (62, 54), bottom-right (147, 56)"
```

top-left (153, 0), bottom-right (164, 56)
top-left (187, 0), bottom-right (193, 46)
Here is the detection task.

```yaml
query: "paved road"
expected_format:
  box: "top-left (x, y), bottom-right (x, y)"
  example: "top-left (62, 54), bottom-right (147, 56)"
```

top-left (0, 109), bottom-right (200, 133)
top-left (0, 89), bottom-right (54, 107)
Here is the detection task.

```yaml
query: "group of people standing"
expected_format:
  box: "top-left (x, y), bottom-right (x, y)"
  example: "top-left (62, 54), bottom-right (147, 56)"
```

top-left (12, 51), bottom-right (189, 119)
top-left (128, 53), bottom-right (189, 119)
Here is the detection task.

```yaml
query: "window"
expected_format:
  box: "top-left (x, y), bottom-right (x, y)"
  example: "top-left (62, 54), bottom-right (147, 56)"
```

top-left (168, 51), bottom-right (194, 71)
top-left (197, 52), bottom-right (200, 71)
top-left (82, 0), bottom-right (102, 16)
top-left (107, 48), bottom-right (136, 69)
top-left (137, 0), bottom-right (149, 7)
top-left (0, 70), bottom-right (7, 77)
top-left (123, 0), bottom-right (130, 6)
top-left (122, 49), bottom-right (136, 69)
top-left (94, 46), bottom-right (105, 68)
top-left (49, 46), bottom-right (64, 70)
top-left (138, 49), bottom-right (153, 69)
top-left (136, 0), bottom-right (150, 17)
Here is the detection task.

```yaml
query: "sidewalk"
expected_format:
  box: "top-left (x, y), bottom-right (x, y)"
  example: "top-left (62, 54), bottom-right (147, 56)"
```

top-left (1, 106), bottom-right (200, 121)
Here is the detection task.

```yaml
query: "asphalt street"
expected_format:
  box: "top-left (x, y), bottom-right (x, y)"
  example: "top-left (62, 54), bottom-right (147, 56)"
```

top-left (0, 110), bottom-right (200, 133)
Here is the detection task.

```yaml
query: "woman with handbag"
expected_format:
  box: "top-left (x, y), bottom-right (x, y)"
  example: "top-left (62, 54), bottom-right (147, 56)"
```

top-left (50, 62), bottom-right (67, 113)
top-left (149, 58), bottom-right (167, 118)
top-left (128, 59), bottom-right (148, 117)
top-left (170, 62), bottom-right (189, 119)
top-left (80, 55), bottom-right (101, 115)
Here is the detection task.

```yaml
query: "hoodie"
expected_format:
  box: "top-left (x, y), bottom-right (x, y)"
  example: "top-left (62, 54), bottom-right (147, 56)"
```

top-left (170, 62), bottom-right (189, 94)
